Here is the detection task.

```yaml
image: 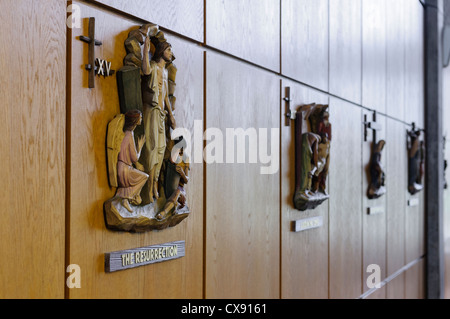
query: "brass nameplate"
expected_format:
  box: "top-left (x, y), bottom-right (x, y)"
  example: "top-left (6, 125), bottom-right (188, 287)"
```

top-left (105, 241), bottom-right (185, 273)
top-left (292, 216), bottom-right (323, 233)
top-left (367, 206), bottom-right (384, 215)
top-left (408, 198), bottom-right (419, 207)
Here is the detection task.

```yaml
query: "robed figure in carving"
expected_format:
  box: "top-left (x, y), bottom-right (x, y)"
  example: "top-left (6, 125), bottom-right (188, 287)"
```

top-left (108, 110), bottom-right (148, 212)
top-left (141, 38), bottom-right (176, 204)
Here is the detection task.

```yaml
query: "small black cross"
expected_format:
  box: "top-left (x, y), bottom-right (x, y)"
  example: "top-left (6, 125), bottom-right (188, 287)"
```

top-left (364, 111), bottom-right (382, 142)
top-left (79, 17), bottom-right (103, 88)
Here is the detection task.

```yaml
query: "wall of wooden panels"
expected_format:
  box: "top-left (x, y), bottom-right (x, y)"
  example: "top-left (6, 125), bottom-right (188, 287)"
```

top-left (281, 0), bottom-right (329, 91)
top-left (206, 0), bottom-right (280, 72)
top-left (280, 80), bottom-right (329, 299)
top-left (93, 0), bottom-right (204, 42)
top-left (329, 0), bottom-right (362, 104)
top-left (0, 0), bottom-right (66, 299)
top-left (205, 52), bottom-right (280, 299)
top-left (442, 4), bottom-right (450, 299)
top-left (0, 0), bottom-right (427, 299)
top-left (67, 2), bottom-right (204, 299)
top-left (386, 0), bottom-right (407, 120)
top-left (328, 98), bottom-right (363, 299)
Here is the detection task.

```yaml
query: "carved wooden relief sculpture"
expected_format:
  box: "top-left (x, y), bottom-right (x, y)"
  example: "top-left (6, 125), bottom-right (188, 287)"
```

top-left (104, 24), bottom-right (190, 232)
top-left (365, 112), bottom-right (386, 199)
top-left (407, 124), bottom-right (424, 195)
top-left (293, 104), bottom-right (331, 211)
top-left (367, 140), bottom-right (386, 199)
top-left (444, 137), bottom-right (448, 190)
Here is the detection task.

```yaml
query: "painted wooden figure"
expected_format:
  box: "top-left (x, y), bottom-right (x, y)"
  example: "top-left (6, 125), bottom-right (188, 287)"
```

top-left (367, 140), bottom-right (386, 199)
top-left (293, 104), bottom-right (331, 211)
top-left (103, 24), bottom-right (190, 233)
top-left (407, 127), bottom-right (424, 195)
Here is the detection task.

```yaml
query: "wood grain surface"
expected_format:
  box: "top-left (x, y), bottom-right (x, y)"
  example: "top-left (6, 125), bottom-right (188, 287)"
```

top-left (92, 0), bottom-right (204, 42)
top-left (386, 272), bottom-right (405, 299)
top-left (328, 97), bottom-right (363, 299)
top-left (205, 52), bottom-right (280, 299)
top-left (206, 0), bottom-right (280, 72)
top-left (405, 2), bottom-right (425, 264)
top-left (281, 79), bottom-right (329, 299)
top-left (386, 118), bottom-right (407, 277)
top-left (362, 110), bottom-right (387, 296)
top-left (364, 286), bottom-right (386, 299)
top-left (405, 259), bottom-right (425, 299)
top-left (68, 3), bottom-right (203, 298)
top-left (329, 0), bottom-right (362, 104)
top-left (0, 0), bottom-right (425, 299)
top-left (404, 1), bottom-right (425, 127)
top-left (0, 0), bottom-right (66, 298)
top-left (386, 0), bottom-right (406, 120)
top-left (281, 0), bottom-right (329, 91)
top-left (362, 0), bottom-right (386, 114)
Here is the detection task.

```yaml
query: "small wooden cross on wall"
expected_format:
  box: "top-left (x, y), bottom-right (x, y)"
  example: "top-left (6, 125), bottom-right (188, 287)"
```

top-left (364, 111), bottom-right (382, 142)
top-left (283, 87), bottom-right (295, 126)
top-left (79, 17), bottom-right (115, 88)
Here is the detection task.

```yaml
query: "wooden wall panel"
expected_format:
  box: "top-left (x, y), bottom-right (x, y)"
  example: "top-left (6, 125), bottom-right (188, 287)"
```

top-left (362, 0), bottom-right (386, 114)
top-left (68, 4), bottom-right (203, 298)
top-left (386, 0), bottom-right (406, 119)
top-left (280, 80), bottom-right (329, 299)
top-left (329, 0), bottom-right (362, 104)
top-left (386, 273), bottom-right (405, 299)
top-left (404, 0), bottom-right (425, 126)
top-left (405, 259), bottom-right (425, 299)
top-left (0, 0), bottom-right (66, 298)
top-left (281, 0), bottom-right (329, 91)
top-left (329, 97), bottom-right (362, 299)
top-left (405, 1), bottom-right (425, 262)
top-left (362, 110), bottom-right (387, 296)
top-left (418, 183), bottom-right (426, 257)
top-left (386, 119), bottom-right (407, 277)
top-left (92, 0), bottom-right (204, 42)
top-left (406, 200), bottom-right (421, 263)
top-left (405, 209), bottom-right (421, 264)
top-left (418, 258), bottom-right (425, 298)
top-left (205, 52), bottom-right (280, 299)
top-left (364, 286), bottom-right (386, 299)
top-left (206, 0), bottom-right (280, 72)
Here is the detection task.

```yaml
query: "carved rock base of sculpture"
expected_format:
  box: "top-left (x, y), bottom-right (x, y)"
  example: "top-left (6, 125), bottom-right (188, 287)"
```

top-left (293, 189), bottom-right (329, 211)
top-left (408, 183), bottom-right (424, 195)
top-left (368, 185), bottom-right (386, 200)
top-left (103, 189), bottom-right (189, 233)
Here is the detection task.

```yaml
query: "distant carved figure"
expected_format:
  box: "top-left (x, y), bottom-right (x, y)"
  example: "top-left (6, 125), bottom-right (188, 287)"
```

top-left (407, 129), bottom-right (424, 195)
top-left (368, 140), bottom-right (386, 199)
top-left (313, 108), bottom-right (331, 194)
top-left (157, 138), bottom-right (190, 220)
top-left (293, 104), bottom-right (331, 211)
